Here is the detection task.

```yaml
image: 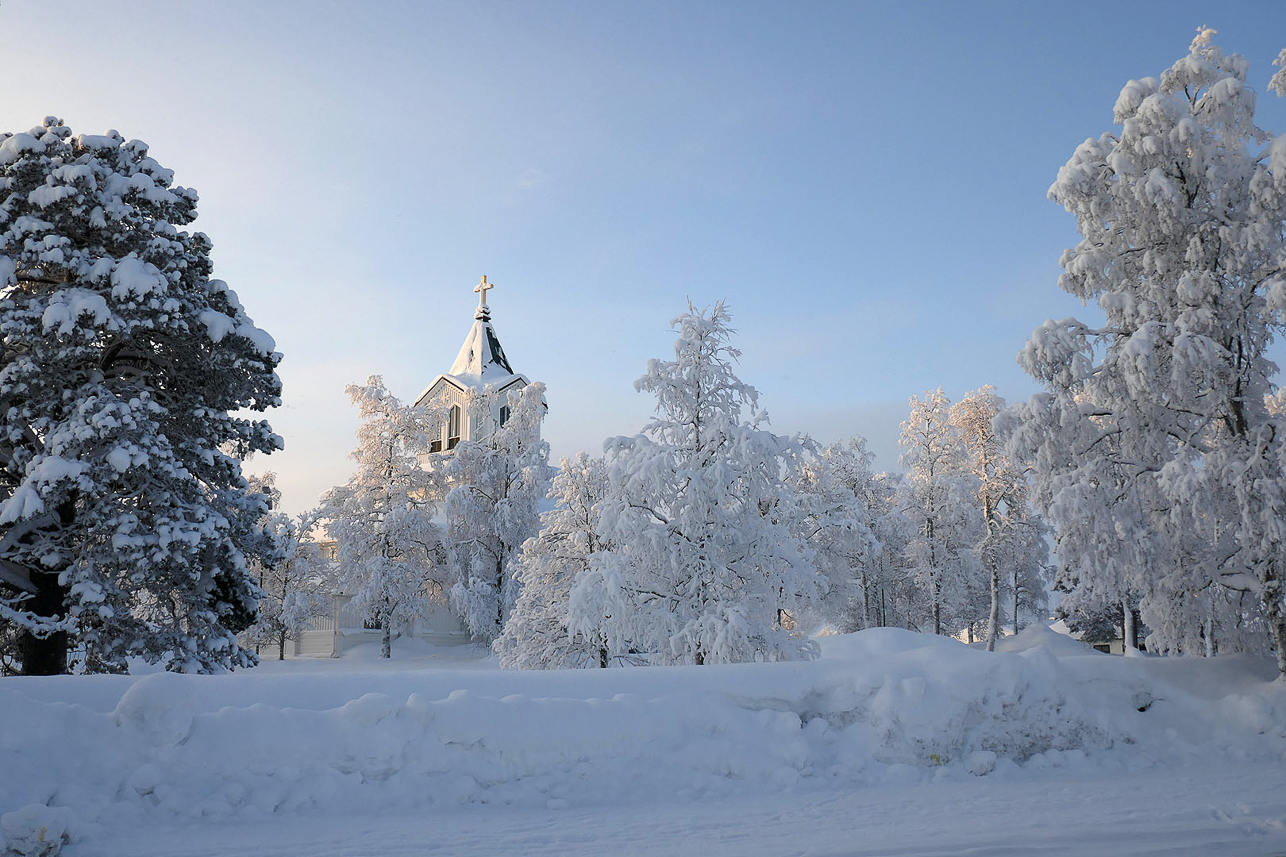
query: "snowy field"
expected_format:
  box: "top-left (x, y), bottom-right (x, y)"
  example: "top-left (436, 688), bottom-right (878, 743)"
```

top-left (4, 627), bottom-right (1285, 857)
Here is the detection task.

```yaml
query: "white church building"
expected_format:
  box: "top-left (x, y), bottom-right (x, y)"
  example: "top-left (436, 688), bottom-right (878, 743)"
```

top-left (292, 276), bottom-right (532, 657)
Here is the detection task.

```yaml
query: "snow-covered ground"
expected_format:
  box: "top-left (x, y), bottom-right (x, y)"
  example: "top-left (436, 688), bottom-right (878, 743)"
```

top-left (3, 627), bottom-right (1285, 856)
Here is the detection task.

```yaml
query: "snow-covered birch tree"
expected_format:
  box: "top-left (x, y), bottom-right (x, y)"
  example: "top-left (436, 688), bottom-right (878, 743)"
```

top-left (0, 118), bottom-right (283, 674)
top-left (495, 453), bottom-right (613, 669)
top-left (441, 382), bottom-right (552, 643)
top-left (863, 472), bottom-right (919, 630)
top-left (950, 387), bottom-right (1049, 650)
top-left (243, 488), bottom-right (333, 662)
top-left (572, 302), bottom-right (820, 665)
top-left (788, 438), bottom-right (882, 632)
top-left (899, 389), bottom-right (983, 637)
top-left (321, 378), bottom-right (445, 659)
top-left (1009, 31), bottom-right (1286, 672)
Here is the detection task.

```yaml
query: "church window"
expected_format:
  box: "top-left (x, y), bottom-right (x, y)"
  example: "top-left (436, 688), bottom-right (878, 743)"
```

top-left (448, 404), bottom-right (461, 449)
top-left (498, 404), bottom-right (510, 427)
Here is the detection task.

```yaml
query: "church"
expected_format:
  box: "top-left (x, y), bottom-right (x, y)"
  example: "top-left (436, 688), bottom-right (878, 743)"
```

top-left (292, 276), bottom-right (533, 658)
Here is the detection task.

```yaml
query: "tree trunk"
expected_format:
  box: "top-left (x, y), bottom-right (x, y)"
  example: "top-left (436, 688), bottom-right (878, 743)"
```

top-left (1204, 593), bottom-right (1216, 659)
top-left (598, 647), bottom-right (608, 669)
top-left (496, 557), bottom-right (505, 636)
top-left (1260, 564), bottom-right (1286, 679)
top-left (18, 569), bottom-right (70, 675)
top-left (19, 496), bottom-right (77, 675)
top-left (985, 566), bottom-right (1000, 652)
top-left (861, 569), bottom-right (871, 630)
top-left (381, 617), bottom-right (392, 659)
top-left (1122, 598), bottom-right (1138, 655)
top-left (278, 630), bottom-right (287, 661)
top-left (1012, 566), bottom-right (1020, 635)
top-left (932, 578), bottom-right (942, 636)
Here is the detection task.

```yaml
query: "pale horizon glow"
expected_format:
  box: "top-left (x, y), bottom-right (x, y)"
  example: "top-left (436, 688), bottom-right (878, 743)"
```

top-left (2, 2), bottom-right (1284, 515)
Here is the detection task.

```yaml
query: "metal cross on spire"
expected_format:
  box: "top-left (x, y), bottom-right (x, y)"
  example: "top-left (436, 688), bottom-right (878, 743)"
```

top-left (474, 274), bottom-right (494, 307)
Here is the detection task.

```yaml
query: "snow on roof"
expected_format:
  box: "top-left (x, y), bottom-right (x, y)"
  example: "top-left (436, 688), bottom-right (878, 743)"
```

top-left (449, 304), bottom-right (515, 381)
top-left (414, 294), bottom-right (527, 406)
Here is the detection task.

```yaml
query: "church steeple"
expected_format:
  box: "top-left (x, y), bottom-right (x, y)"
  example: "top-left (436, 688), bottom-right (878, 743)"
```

top-left (448, 275), bottom-right (515, 382)
top-left (414, 276), bottom-right (530, 433)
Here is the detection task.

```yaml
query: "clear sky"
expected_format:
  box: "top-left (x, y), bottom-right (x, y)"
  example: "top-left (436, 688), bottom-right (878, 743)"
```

top-left (2, 1), bottom-right (1284, 515)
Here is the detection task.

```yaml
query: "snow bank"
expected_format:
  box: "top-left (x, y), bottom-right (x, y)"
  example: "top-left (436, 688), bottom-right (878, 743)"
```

top-left (2, 627), bottom-right (1283, 855)
top-left (0, 804), bottom-right (75, 857)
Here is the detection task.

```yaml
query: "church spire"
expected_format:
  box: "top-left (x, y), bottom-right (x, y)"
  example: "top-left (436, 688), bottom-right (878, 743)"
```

top-left (414, 273), bottom-right (531, 419)
top-left (446, 274), bottom-right (514, 382)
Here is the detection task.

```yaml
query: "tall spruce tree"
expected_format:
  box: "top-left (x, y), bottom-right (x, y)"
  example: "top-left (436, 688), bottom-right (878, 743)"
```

top-left (0, 118), bottom-right (282, 674)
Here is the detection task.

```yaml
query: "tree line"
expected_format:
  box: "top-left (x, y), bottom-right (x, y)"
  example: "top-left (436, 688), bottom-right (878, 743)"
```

top-left (3, 32), bottom-right (1285, 676)
top-left (296, 303), bottom-right (1052, 668)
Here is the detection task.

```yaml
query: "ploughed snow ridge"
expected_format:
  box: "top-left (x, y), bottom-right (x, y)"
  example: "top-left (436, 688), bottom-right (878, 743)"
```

top-left (2, 626), bottom-right (1283, 853)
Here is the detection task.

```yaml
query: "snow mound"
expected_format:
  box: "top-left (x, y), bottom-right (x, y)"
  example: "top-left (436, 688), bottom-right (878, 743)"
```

top-left (0, 804), bottom-right (75, 857)
top-left (994, 621), bottom-right (1102, 656)
top-left (113, 673), bottom-right (197, 748)
top-left (2, 630), bottom-right (1283, 854)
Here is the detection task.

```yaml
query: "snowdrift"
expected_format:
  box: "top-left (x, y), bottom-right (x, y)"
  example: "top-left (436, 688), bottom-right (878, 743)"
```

top-left (2, 627), bottom-right (1283, 854)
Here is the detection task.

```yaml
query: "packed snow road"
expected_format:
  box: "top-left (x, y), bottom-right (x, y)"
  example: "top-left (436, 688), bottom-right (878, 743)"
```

top-left (82, 766), bottom-right (1286, 857)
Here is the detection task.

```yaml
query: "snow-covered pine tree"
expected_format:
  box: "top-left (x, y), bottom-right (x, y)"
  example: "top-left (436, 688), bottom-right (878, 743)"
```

top-left (950, 386), bottom-right (1049, 650)
top-left (788, 438), bottom-right (882, 632)
top-left (898, 389), bottom-right (983, 637)
top-left (1009, 31), bottom-right (1286, 672)
top-left (0, 118), bottom-right (282, 674)
top-left (321, 377), bottom-right (445, 658)
top-left (495, 452), bottom-right (613, 669)
top-left (441, 381), bottom-right (552, 643)
top-left (572, 302), bottom-right (820, 665)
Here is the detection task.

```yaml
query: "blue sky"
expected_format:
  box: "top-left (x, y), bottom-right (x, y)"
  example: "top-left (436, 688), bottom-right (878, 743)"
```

top-left (3, 1), bottom-right (1285, 515)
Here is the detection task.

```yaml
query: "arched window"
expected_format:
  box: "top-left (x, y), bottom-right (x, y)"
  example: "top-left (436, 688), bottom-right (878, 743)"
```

top-left (498, 404), bottom-right (510, 427)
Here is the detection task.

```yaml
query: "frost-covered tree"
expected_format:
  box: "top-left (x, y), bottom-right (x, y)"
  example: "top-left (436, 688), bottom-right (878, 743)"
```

top-left (950, 387), bottom-right (1049, 650)
top-left (243, 486), bottom-right (332, 661)
top-left (788, 438), bottom-right (882, 632)
top-left (321, 378), bottom-right (444, 658)
top-left (863, 472), bottom-right (919, 630)
top-left (899, 389), bottom-right (983, 637)
top-left (441, 382), bottom-right (552, 643)
top-left (571, 302), bottom-right (820, 665)
top-left (0, 118), bottom-right (282, 674)
top-left (495, 453), bottom-right (613, 669)
top-left (1009, 32), bottom-right (1286, 672)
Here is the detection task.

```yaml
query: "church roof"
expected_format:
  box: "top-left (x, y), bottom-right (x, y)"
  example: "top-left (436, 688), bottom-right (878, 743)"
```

top-left (448, 303), bottom-right (515, 383)
top-left (415, 276), bottom-right (528, 406)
